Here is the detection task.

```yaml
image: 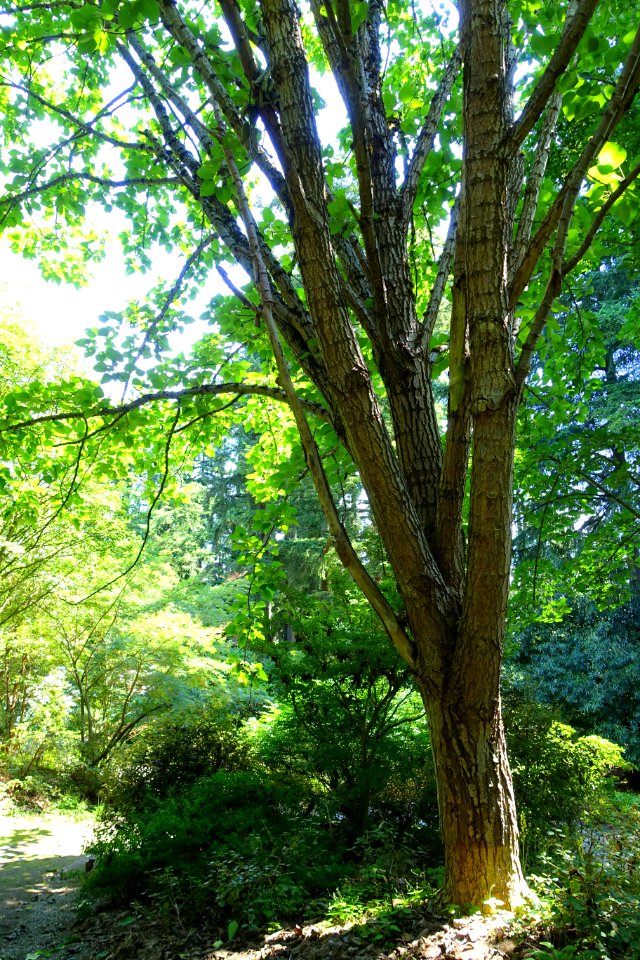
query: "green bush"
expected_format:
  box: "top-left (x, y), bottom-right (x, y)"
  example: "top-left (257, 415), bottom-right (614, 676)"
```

top-left (87, 769), bottom-right (349, 928)
top-left (102, 707), bottom-right (250, 814)
top-left (530, 797), bottom-right (640, 959)
top-left (253, 699), bottom-right (439, 846)
top-left (504, 698), bottom-right (625, 864)
top-left (255, 582), bottom-right (441, 845)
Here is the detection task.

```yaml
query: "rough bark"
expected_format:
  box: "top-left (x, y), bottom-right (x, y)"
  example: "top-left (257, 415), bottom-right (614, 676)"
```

top-left (423, 685), bottom-right (527, 908)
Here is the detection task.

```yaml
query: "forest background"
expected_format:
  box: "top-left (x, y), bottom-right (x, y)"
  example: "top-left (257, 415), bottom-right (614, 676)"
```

top-left (0, 0), bottom-right (639, 955)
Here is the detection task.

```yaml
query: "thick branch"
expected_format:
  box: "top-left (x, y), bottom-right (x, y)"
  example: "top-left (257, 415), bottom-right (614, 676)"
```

top-left (213, 101), bottom-right (417, 669)
top-left (401, 49), bottom-right (462, 221)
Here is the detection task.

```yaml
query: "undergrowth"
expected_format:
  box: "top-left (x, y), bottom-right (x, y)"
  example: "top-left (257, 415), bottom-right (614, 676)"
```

top-left (81, 701), bottom-right (638, 945)
top-left (524, 794), bottom-right (640, 960)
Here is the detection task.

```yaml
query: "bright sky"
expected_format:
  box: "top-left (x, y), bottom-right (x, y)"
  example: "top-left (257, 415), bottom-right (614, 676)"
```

top-left (1, 240), bottom-right (151, 349)
top-left (1, 79), bottom-right (345, 353)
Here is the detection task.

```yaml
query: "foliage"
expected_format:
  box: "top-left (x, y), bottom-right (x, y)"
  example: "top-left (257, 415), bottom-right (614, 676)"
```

top-left (512, 264), bottom-right (640, 626)
top-left (2, 0), bottom-right (640, 906)
top-left (82, 682), bottom-right (627, 933)
top-left (254, 579), bottom-right (438, 841)
top-left (0, 317), bottom-right (240, 786)
top-left (527, 797), bottom-right (640, 959)
top-left (508, 594), bottom-right (640, 765)
top-left (103, 706), bottom-right (252, 814)
top-left (87, 768), bottom-right (349, 929)
top-left (0, 541), bottom-right (230, 783)
top-left (504, 698), bottom-right (626, 865)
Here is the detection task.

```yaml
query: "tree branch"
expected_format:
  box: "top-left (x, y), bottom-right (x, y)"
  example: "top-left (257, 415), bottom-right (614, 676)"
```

top-left (126, 29), bottom-right (216, 155)
top-left (510, 91), bottom-right (562, 286)
top-left (309, 0), bottom-right (388, 316)
top-left (0, 80), bottom-right (149, 152)
top-left (510, 23), bottom-right (640, 308)
top-left (213, 99), bottom-right (418, 670)
top-left (510, 0), bottom-right (600, 150)
top-left (156, 0), bottom-right (289, 207)
top-left (126, 233), bottom-right (217, 383)
top-left (0, 172), bottom-right (180, 224)
top-left (546, 457), bottom-right (640, 520)
top-left (73, 406), bottom-right (181, 605)
top-left (516, 191), bottom-right (574, 394)
top-left (401, 48), bottom-right (462, 221)
top-left (563, 161), bottom-right (640, 274)
top-left (0, 382), bottom-right (333, 436)
top-left (419, 195), bottom-right (459, 352)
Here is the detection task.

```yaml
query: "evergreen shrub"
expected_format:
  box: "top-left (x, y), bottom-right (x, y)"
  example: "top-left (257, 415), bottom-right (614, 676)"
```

top-left (88, 769), bottom-right (348, 926)
top-left (504, 697), bottom-right (625, 863)
top-left (103, 707), bottom-right (250, 814)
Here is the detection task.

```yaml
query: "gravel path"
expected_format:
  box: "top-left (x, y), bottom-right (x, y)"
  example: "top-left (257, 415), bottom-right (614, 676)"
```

top-left (0, 812), bottom-right (95, 960)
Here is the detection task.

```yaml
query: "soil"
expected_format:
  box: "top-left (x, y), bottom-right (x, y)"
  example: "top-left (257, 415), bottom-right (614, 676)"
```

top-left (0, 811), bottom-right (534, 960)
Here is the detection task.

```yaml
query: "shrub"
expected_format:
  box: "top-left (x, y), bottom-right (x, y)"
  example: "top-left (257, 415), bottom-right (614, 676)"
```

top-left (530, 797), bottom-right (640, 959)
top-left (102, 707), bottom-right (250, 814)
top-left (504, 698), bottom-right (625, 863)
top-left (87, 769), bottom-right (348, 928)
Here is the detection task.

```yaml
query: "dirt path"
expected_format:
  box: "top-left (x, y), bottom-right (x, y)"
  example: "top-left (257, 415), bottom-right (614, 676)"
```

top-left (0, 812), bottom-right (95, 960)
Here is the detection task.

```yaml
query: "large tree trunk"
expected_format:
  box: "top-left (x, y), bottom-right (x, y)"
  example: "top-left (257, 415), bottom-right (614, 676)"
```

top-left (258, 0), bottom-right (527, 907)
top-left (420, 684), bottom-right (527, 908)
top-left (409, 0), bottom-right (527, 907)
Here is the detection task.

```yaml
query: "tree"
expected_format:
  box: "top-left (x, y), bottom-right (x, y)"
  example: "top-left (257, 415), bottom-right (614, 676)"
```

top-left (1, 0), bottom-right (639, 906)
top-left (509, 594), bottom-right (640, 767)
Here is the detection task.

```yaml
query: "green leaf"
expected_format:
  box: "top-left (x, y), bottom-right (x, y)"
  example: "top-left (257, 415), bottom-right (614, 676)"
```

top-left (597, 142), bottom-right (627, 169)
top-left (197, 161), bottom-right (218, 179)
top-left (350, 1), bottom-right (368, 32)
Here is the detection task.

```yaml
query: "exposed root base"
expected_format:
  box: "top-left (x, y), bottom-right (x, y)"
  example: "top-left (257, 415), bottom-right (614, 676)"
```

top-left (429, 880), bottom-right (534, 915)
